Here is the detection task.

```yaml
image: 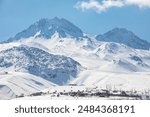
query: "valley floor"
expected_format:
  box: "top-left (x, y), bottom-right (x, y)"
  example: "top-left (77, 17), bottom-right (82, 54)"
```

top-left (1, 71), bottom-right (150, 100)
top-left (14, 85), bottom-right (150, 100)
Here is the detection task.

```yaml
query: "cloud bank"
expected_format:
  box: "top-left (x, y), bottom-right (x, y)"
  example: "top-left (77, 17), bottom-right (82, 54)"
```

top-left (75, 0), bottom-right (150, 13)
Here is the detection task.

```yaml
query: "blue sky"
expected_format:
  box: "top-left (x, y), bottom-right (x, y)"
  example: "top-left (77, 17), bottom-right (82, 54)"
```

top-left (0, 0), bottom-right (150, 42)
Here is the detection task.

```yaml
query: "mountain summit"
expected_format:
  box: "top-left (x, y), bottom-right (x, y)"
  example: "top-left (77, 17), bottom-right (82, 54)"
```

top-left (7, 17), bottom-right (84, 42)
top-left (96, 28), bottom-right (150, 50)
top-left (4, 18), bottom-right (150, 50)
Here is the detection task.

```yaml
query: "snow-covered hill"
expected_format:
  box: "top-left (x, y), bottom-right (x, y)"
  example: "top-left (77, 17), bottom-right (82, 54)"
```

top-left (96, 28), bottom-right (150, 50)
top-left (94, 42), bottom-right (150, 72)
top-left (5, 36), bottom-right (149, 92)
top-left (0, 72), bottom-right (56, 99)
top-left (0, 45), bottom-right (82, 85)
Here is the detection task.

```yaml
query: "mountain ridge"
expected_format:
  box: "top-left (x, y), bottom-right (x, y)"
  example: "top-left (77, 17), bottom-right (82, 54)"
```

top-left (96, 28), bottom-right (150, 50)
top-left (0, 45), bottom-right (82, 85)
top-left (6, 17), bottom-right (84, 42)
top-left (3, 18), bottom-right (150, 50)
top-left (1, 17), bottom-right (150, 100)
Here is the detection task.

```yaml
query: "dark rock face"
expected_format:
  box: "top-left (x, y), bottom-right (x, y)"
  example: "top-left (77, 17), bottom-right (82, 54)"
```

top-left (0, 45), bottom-right (81, 85)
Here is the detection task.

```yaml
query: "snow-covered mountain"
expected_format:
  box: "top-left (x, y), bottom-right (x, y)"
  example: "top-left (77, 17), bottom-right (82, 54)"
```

top-left (96, 28), bottom-right (150, 50)
top-left (94, 42), bottom-right (150, 72)
top-left (0, 45), bottom-right (82, 85)
top-left (7, 17), bottom-right (84, 42)
top-left (1, 17), bottom-right (150, 99)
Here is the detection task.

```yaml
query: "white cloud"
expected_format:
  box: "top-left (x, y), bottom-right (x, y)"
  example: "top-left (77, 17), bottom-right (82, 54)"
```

top-left (75, 0), bottom-right (150, 13)
top-left (126, 0), bottom-right (150, 8)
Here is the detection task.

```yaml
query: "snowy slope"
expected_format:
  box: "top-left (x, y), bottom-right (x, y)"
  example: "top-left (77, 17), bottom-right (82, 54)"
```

top-left (0, 45), bottom-right (82, 85)
top-left (71, 71), bottom-right (150, 91)
top-left (6, 17), bottom-right (84, 42)
top-left (94, 42), bottom-right (150, 72)
top-left (5, 36), bottom-right (149, 92)
top-left (3, 35), bottom-right (150, 74)
top-left (26, 37), bottom-right (150, 73)
top-left (96, 28), bottom-right (150, 50)
top-left (25, 38), bottom-right (150, 91)
top-left (1, 17), bottom-right (150, 100)
top-left (0, 85), bottom-right (16, 100)
top-left (0, 72), bottom-right (56, 99)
